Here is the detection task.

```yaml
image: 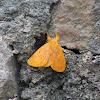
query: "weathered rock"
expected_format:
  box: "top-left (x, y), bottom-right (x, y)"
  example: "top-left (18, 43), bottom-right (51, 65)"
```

top-left (0, 35), bottom-right (18, 99)
top-left (88, 34), bottom-right (100, 54)
top-left (0, 0), bottom-right (100, 100)
top-left (48, 0), bottom-right (95, 50)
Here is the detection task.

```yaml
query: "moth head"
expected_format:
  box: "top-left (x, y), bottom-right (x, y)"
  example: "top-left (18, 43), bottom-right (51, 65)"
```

top-left (47, 33), bottom-right (59, 43)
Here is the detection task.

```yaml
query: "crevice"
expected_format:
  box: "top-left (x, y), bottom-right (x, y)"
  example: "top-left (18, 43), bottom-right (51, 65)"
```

top-left (92, 53), bottom-right (100, 64)
top-left (34, 33), bottom-right (47, 50)
top-left (57, 84), bottom-right (63, 90)
top-left (62, 46), bottom-right (81, 54)
top-left (14, 54), bottom-right (21, 100)
top-left (93, 53), bottom-right (100, 56)
top-left (47, 0), bottom-right (60, 31)
top-left (9, 44), bottom-right (14, 50)
top-left (19, 80), bottom-right (31, 88)
top-left (9, 44), bottom-right (21, 100)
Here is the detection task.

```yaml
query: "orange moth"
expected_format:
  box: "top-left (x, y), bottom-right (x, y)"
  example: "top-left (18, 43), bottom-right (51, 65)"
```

top-left (27, 33), bottom-right (66, 72)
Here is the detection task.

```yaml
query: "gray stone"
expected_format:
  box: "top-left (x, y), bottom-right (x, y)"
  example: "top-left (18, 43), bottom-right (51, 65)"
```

top-left (0, 35), bottom-right (18, 99)
top-left (89, 36), bottom-right (100, 54)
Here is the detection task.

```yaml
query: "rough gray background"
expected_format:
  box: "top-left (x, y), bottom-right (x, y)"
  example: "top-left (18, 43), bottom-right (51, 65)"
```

top-left (0, 0), bottom-right (100, 100)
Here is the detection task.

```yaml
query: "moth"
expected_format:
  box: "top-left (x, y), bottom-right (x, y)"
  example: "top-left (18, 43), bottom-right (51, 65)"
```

top-left (27, 33), bottom-right (66, 72)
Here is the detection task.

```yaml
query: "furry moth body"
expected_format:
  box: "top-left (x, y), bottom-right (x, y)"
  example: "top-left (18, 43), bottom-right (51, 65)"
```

top-left (27, 33), bottom-right (66, 72)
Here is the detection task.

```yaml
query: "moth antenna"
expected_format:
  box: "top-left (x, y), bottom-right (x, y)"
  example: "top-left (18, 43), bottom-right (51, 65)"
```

top-left (47, 33), bottom-right (52, 42)
top-left (56, 33), bottom-right (59, 42)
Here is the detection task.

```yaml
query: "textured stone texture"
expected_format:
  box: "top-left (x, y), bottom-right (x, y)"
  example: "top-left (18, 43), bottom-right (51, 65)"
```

top-left (48, 0), bottom-right (94, 50)
top-left (0, 0), bottom-right (100, 100)
top-left (0, 35), bottom-right (18, 99)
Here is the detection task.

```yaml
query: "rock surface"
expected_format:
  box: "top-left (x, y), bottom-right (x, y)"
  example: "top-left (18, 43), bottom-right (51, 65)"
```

top-left (0, 35), bottom-right (18, 99)
top-left (48, 0), bottom-right (95, 50)
top-left (0, 0), bottom-right (100, 100)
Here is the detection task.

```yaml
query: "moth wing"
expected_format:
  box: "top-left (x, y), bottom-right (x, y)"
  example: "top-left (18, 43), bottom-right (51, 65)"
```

top-left (27, 43), bottom-right (50, 67)
top-left (50, 43), bottom-right (66, 72)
